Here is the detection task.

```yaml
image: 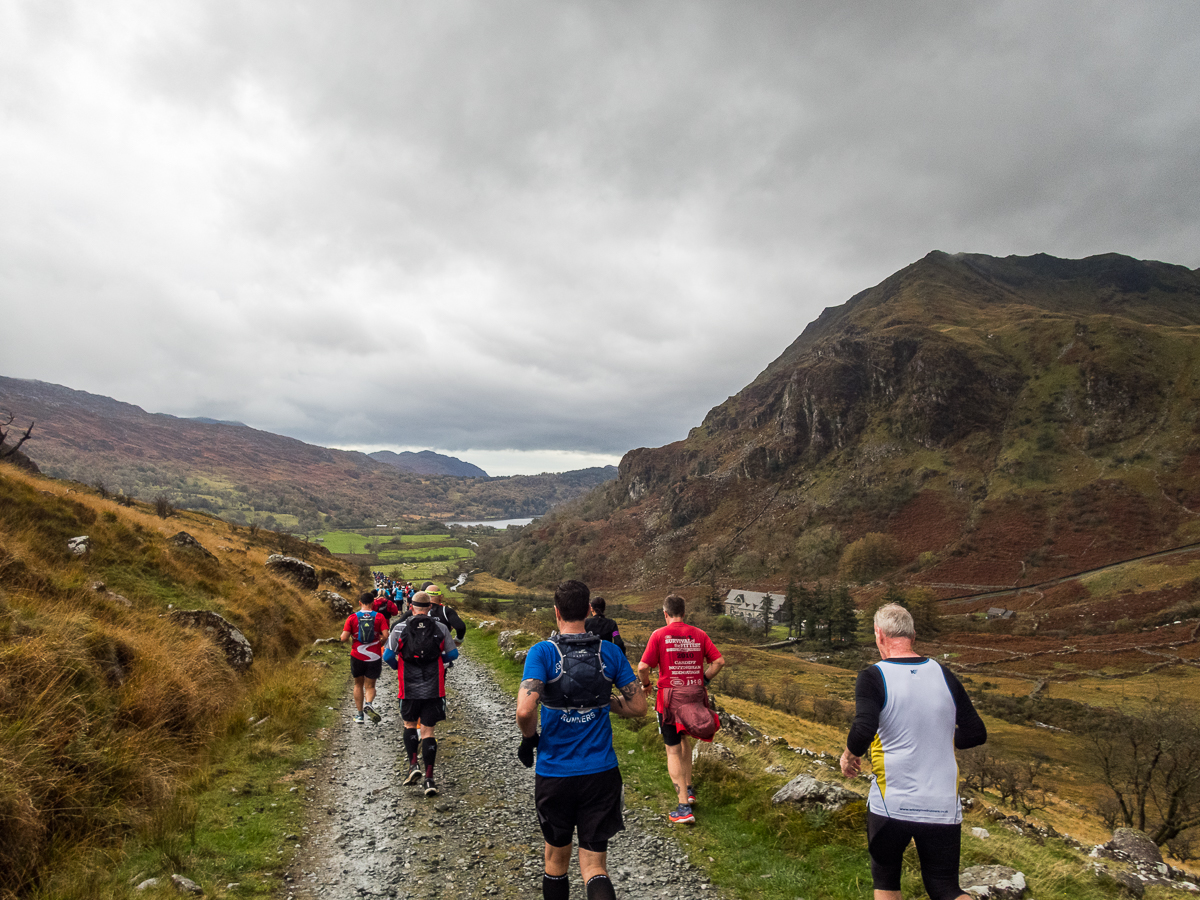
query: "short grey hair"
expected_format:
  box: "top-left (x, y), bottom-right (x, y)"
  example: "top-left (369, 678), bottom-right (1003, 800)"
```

top-left (874, 603), bottom-right (916, 640)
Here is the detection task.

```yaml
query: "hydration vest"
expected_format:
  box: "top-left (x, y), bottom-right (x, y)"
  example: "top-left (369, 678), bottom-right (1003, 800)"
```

top-left (540, 632), bottom-right (613, 711)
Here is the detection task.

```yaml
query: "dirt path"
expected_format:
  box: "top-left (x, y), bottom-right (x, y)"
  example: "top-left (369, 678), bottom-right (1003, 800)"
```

top-left (283, 650), bottom-right (727, 900)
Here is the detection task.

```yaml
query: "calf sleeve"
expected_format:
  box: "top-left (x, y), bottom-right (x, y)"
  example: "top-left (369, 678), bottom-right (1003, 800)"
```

top-left (403, 727), bottom-right (419, 766)
top-left (421, 736), bottom-right (437, 774)
top-left (586, 874), bottom-right (616, 900)
top-left (543, 872), bottom-right (570, 900)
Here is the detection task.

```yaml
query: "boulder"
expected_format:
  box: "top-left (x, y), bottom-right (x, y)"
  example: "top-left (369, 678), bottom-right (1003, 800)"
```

top-left (692, 741), bottom-right (737, 766)
top-left (960, 865), bottom-right (1028, 899)
top-left (171, 531), bottom-right (216, 560)
top-left (170, 874), bottom-right (204, 895)
top-left (68, 535), bottom-right (89, 555)
top-left (1105, 828), bottom-right (1163, 865)
top-left (498, 630), bottom-right (535, 663)
top-left (316, 590), bottom-right (354, 619)
top-left (718, 709), bottom-right (763, 740)
top-left (770, 774), bottom-right (860, 812)
top-left (1094, 866), bottom-right (1145, 898)
top-left (265, 554), bottom-right (317, 590)
top-left (168, 610), bottom-right (253, 672)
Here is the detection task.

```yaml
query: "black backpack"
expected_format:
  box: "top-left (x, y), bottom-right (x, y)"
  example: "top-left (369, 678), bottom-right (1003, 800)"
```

top-left (401, 616), bottom-right (443, 663)
top-left (540, 633), bottom-right (613, 710)
top-left (355, 610), bottom-right (378, 645)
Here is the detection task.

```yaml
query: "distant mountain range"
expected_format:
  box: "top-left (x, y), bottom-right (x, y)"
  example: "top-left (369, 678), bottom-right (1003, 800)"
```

top-left (0, 376), bottom-right (614, 527)
top-left (369, 449), bottom-right (488, 478)
top-left (484, 251), bottom-right (1200, 594)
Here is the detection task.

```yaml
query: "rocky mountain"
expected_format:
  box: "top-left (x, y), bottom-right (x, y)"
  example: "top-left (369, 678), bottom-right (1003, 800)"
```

top-left (0, 377), bottom-right (613, 526)
top-left (484, 251), bottom-right (1200, 595)
top-left (369, 449), bottom-right (489, 478)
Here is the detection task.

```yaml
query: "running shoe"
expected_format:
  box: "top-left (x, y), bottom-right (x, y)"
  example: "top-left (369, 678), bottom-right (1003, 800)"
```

top-left (363, 702), bottom-right (381, 724)
top-left (668, 803), bottom-right (695, 824)
top-left (353, 711), bottom-right (365, 724)
top-left (686, 784), bottom-right (696, 805)
top-left (423, 777), bottom-right (439, 797)
top-left (404, 765), bottom-right (422, 785)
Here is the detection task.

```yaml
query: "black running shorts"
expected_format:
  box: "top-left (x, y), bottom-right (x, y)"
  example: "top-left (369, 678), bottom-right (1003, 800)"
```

top-left (656, 712), bottom-right (684, 747)
top-left (350, 657), bottom-right (383, 680)
top-left (535, 766), bottom-right (624, 852)
top-left (867, 811), bottom-right (963, 900)
top-left (400, 697), bottom-right (446, 727)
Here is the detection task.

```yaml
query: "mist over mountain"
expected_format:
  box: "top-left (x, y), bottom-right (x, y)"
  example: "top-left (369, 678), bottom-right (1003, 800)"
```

top-left (483, 251), bottom-right (1200, 594)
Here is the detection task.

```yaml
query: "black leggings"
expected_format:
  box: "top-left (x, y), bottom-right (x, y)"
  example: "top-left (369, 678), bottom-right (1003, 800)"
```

top-left (867, 811), bottom-right (963, 900)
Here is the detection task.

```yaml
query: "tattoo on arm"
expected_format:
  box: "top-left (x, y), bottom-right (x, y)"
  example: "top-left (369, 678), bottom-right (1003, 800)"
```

top-left (618, 681), bottom-right (640, 702)
top-left (520, 678), bottom-right (544, 698)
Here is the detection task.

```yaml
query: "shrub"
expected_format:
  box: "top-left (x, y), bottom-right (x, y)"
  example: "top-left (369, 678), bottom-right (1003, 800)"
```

top-left (839, 532), bottom-right (902, 583)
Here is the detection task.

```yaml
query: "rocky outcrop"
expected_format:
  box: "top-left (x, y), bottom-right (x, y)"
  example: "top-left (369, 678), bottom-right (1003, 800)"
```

top-left (960, 865), bottom-right (1028, 899)
top-left (497, 630), bottom-right (535, 664)
top-left (316, 590), bottom-right (353, 619)
top-left (265, 554), bottom-right (318, 590)
top-left (167, 610), bottom-right (253, 672)
top-left (770, 773), bottom-right (860, 812)
top-left (170, 531), bottom-right (216, 560)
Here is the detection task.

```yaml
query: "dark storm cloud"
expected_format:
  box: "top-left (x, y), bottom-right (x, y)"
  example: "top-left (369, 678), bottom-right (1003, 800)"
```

top-left (2, 1), bottom-right (1197, 474)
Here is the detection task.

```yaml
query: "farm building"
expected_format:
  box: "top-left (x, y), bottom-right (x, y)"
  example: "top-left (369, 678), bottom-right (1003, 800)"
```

top-left (724, 589), bottom-right (786, 623)
top-left (986, 607), bottom-right (1016, 620)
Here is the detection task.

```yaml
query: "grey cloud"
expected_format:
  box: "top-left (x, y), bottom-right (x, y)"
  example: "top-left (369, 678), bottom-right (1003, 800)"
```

top-left (3, 1), bottom-right (1198, 473)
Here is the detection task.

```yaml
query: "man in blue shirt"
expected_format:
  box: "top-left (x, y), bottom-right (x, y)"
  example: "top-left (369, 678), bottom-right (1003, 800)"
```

top-left (516, 580), bottom-right (647, 900)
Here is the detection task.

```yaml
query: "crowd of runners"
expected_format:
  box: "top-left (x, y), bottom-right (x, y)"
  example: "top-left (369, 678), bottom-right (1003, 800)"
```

top-left (339, 574), bottom-right (985, 900)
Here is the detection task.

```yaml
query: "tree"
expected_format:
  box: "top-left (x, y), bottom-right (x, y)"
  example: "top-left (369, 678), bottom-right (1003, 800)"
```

top-left (0, 412), bottom-right (34, 460)
top-left (828, 584), bottom-right (858, 646)
top-left (838, 532), bottom-right (902, 583)
top-left (1086, 707), bottom-right (1200, 845)
top-left (761, 592), bottom-right (775, 635)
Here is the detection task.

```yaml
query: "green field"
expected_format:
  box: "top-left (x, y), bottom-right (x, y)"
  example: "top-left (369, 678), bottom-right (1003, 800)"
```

top-left (316, 530), bottom-right (455, 553)
top-left (378, 546), bottom-right (475, 562)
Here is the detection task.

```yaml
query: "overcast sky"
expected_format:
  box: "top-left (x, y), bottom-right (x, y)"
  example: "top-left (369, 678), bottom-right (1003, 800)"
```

top-left (3, 2), bottom-right (1198, 475)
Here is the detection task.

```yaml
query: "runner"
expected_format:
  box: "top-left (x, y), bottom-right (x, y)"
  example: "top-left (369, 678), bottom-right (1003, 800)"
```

top-left (340, 591), bottom-right (389, 724)
top-left (517, 579), bottom-right (646, 900)
top-left (584, 596), bottom-right (627, 656)
top-left (384, 590), bottom-right (458, 796)
top-left (638, 593), bottom-right (725, 824)
top-left (398, 583), bottom-right (466, 647)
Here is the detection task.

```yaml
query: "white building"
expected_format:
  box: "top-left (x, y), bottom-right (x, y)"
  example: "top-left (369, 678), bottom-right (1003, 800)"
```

top-left (724, 589), bottom-right (786, 623)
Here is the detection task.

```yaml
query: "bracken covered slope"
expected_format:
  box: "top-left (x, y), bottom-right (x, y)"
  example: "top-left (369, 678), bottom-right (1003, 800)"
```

top-left (485, 251), bottom-right (1200, 593)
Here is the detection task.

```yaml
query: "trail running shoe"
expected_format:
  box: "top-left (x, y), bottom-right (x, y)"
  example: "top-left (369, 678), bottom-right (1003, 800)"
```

top-left (353, 711), bottom-right (365, 724)
top-left (423, 777), bottom-right (439, 797)
top-left (668, 803), bottom-right (695, 824)
top-left (363, 702), bottom-right (381, 724)
top-left (404, 766), bottom-right (422, 785)
top-left (686, 784), bottom-right (696, 805)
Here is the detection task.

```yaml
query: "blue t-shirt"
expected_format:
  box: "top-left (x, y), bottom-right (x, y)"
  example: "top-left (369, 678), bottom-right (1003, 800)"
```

top-left (522, 637), bottom-right (636, 777)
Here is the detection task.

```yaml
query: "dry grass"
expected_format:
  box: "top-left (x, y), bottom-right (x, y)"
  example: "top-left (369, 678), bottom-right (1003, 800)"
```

top-left (0, 463), bottom-right (359, 899)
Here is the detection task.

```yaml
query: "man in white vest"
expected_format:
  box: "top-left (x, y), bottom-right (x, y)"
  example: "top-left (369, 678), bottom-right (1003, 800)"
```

top-left (840, 603), bottom-right (987, 900)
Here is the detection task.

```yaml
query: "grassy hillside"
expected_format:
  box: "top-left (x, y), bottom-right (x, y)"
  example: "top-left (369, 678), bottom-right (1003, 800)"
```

top-left (0, 375), bottom-right (616, 527)
top-left (0, 460), bottom-right (361, 899)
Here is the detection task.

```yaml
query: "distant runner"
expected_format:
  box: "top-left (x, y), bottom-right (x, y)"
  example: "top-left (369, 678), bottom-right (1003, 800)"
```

top-left (384, 591), bottom-right (459, 797)
top-left (340, 591), bottom-right (389, 724)
top-left (584, 596), bottom-right (627, 656)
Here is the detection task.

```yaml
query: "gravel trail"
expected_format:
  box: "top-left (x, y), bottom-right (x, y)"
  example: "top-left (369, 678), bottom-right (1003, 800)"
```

top-left (284, 649), bottom-right (728, 900)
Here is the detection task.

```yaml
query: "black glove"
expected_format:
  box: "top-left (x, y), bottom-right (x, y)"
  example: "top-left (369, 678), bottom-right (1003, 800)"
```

top-left (518, 733), bottom-right (539, 768)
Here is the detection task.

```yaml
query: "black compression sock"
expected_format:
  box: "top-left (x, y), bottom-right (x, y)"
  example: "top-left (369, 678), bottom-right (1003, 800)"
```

top-left (585, 874), bottom-right (616, 900)
top-left (543, 872), bottom-right (570, 900)
top-left (403, 727), bottom-right (419, 765)
top-left (421, 736), bottom-right (437, 774)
